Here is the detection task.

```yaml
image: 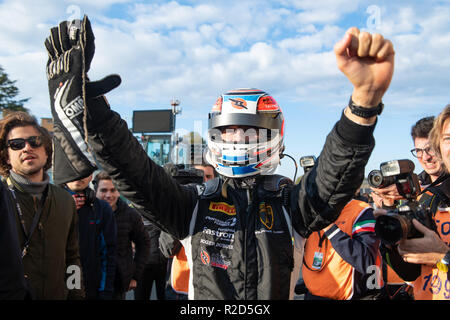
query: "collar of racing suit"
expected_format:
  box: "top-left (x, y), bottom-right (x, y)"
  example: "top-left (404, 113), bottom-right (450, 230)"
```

top-left (221, 176), bottom-right (256, 199)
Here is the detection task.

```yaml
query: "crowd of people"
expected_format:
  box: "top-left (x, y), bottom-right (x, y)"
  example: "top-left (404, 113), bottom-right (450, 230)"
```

top-left (0, 15), bottom-right (449, 301)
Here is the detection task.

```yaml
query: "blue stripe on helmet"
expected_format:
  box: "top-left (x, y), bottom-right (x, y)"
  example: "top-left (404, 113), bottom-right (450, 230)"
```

top-left (231, 165), bottom-right (257, 175)
top-left (222, 154), bottom-right (249, 162)
top-left (218, 163), bottom-right (258, 175)
top-left (223, 95), bottom-right (260, 102)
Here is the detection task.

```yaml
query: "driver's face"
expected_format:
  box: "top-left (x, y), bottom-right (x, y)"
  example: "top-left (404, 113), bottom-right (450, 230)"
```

top-left (220, 126), bottom-right (262, 144)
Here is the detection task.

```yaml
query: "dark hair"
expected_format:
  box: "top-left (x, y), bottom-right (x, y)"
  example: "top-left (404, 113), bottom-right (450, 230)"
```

top-left (92, 170), bottom-right (113, 192)
top-left (0, 111), bottom-right (52, 176)
top-left (411, 116), bottom-right (435, 141)
top-left (195, 163), bottom-right (218, 178)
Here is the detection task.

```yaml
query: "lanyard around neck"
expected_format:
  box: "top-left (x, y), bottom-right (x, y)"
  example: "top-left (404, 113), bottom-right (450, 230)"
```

top-left (7, 178), bottom-right (48, 257)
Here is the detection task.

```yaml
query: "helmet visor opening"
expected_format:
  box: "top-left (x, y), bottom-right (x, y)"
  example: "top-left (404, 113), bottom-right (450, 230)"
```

top-left (209, 126), bottom-right (278, 145)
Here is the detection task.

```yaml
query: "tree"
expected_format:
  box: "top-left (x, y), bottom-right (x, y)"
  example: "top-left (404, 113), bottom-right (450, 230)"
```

top-left (0, 65), bottom-right (29, 114)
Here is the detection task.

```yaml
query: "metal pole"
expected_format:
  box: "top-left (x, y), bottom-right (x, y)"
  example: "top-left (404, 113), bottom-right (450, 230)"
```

top-left (171, 99), bottom-right (181, 164)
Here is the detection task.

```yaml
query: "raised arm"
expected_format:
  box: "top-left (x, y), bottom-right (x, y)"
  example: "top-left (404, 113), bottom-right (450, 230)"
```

top-left (45, 16), bottom-right (198, 239)
top-left (292, 28), bottom-right (395, 237)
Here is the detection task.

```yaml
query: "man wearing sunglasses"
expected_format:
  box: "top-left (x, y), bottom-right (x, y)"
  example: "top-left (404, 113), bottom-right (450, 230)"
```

top-left (0, 111), bottom-right (84, 299)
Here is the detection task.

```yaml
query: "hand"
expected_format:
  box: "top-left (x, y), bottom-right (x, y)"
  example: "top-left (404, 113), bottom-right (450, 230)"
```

top-left (334, 27), bottom-right (395, 107)
top-left (397, 219), bottom-right (449, 265)
top-left (45, 16), bottom-right (121, 102)
top-left (45, 15), bottom-right (121, 185)
top-left (127, 279), bottom-right (137, 291)
top-left (373, 208), bottom-right (387, 219)
top-left (370, 192), bottom-right (385, 209)
top-left (370, 185), bottom-right (404, 208)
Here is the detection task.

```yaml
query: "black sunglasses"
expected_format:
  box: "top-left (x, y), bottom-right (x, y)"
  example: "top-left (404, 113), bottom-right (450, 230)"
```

top-left (7, 136), bottom-right (43, 151)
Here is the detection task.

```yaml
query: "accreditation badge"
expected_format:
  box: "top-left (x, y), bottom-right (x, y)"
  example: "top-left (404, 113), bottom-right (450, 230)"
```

top-left (312, 251), bottom-right (324, 269)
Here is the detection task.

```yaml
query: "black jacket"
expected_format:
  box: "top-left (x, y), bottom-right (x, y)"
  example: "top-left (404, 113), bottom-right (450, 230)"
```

top-left (113, 198), bottom-right (150, 291)
top-left (85, 107), bottom-right (375, 299)
top-left (0, 181), bottom-right (30, 299)
top-left (76, 190), bottom-right (116, 299)
top-left (143, 217), bottom-right (167, 265)
top-left (7, 179), bottom-right (84, 300)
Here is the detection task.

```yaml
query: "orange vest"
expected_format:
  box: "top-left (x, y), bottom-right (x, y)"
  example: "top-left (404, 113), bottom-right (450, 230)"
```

top-left (170, 247), bottom-right (190, 294)
top-left (413, 208), bottom-right (450, 300)
top-left (386, 265), bottom-right (405, 285)
top-left (303, 200), bottom-right (383, 300)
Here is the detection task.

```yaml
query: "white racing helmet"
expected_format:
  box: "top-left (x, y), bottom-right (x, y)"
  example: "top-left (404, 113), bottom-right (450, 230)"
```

top-left (205, 88), bottom-right (285, 178)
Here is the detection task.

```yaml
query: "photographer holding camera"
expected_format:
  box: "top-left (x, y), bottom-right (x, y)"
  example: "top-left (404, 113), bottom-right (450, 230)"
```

top-left (371, 117), bottom-right (445, 210)
top-left (373, 113), bottom-right (450, 300)
top-left (410, 104), bottom-right (450, 300)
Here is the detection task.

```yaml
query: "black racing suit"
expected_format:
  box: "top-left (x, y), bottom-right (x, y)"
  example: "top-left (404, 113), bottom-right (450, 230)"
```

top-left (85, 105), bottom-right (375, 299)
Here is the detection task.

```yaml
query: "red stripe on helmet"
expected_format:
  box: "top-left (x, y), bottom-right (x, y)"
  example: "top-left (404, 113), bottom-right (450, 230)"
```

top-left (211, 97), bottom-right (222, 113)
top-left (257, 95), bottom-right (280, 112)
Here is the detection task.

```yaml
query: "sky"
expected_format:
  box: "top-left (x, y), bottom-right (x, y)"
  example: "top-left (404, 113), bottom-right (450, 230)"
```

top-left (0, 0), bottom-right (449, 181)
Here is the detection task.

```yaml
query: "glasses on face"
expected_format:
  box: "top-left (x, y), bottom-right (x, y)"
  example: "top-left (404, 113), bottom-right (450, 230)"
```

top-left (410, 146), bottom-right (435, 158)
top-left (7, 136), bottom-right (43, 151)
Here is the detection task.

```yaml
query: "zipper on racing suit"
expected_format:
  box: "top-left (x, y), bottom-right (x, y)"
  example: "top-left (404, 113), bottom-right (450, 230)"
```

top-left (243, 188), bottom-right (252, 300)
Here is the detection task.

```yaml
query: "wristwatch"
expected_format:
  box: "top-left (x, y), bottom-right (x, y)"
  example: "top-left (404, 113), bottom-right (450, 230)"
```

top-left (436, 250), bottom-right (450, 273)
top-left (348, 96), bottom-right (384, 118)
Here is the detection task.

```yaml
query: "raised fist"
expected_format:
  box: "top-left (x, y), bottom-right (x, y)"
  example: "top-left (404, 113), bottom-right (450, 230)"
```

top-left (334, 27), bottom-right (395, 107)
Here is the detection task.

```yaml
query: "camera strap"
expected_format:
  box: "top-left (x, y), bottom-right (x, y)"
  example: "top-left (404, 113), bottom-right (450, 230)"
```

top-left (420, 173), bottom-right (450, 197)
top-left (419, 173), bottom-right (450, 215)
top-left (419, 172), bottom-right (450, 195)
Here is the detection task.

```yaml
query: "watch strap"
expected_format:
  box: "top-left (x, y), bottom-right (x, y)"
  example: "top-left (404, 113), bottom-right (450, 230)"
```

top-left (348, 96), bottom-right (384, 118)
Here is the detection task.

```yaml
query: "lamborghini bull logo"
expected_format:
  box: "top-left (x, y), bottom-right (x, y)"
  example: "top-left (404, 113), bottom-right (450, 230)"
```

top-left (259, 202), bottom-right (274, 230)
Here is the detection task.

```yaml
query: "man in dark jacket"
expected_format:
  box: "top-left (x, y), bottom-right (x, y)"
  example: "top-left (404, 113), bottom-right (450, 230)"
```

top-left (45, 17), bottom-right (395, 299)
top-left (135, 218), bottom-right (168, 300)
top-left (93, 171), bottom-right (150, 299)
top-left (66, 174), bottom-right (117, 300)
top-left (0, 111), bottom-right (84, 299)
top-left (0, 181), bottom-right (30, 299)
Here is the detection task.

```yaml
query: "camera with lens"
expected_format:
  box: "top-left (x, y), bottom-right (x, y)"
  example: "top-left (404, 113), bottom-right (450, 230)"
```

top-left (368, 159), bottom-right (436, 246)
top-left (163, 163), bottom-right (204, 185)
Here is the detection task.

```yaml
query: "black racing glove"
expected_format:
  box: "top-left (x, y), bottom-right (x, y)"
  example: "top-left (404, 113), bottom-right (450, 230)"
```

top-left (45, 15), bottom-right (121, 184)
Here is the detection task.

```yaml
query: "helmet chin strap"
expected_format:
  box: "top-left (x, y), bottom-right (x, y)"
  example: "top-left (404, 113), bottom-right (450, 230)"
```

top-left (234, 176), bottom-right (257, 189)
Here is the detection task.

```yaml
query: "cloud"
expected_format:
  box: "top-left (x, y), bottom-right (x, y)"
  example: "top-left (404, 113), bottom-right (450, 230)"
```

top-left (282, 0), bottom-right (362, 25)
top-left (367, 4), bottom-right (450, 107)
top-left (277, 24), bottom-right (343, 52)
top-left (0, 0), bottom-right (448, 129)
